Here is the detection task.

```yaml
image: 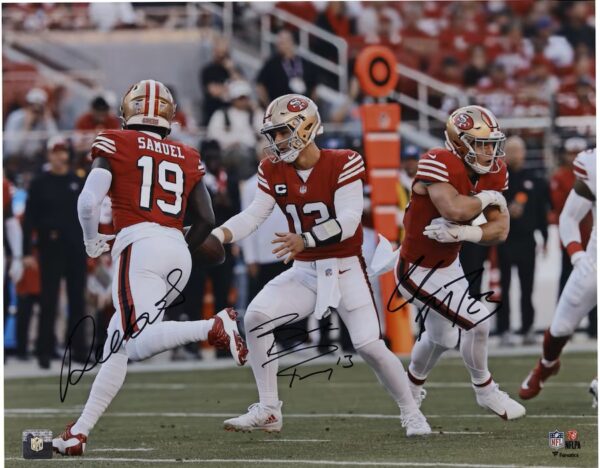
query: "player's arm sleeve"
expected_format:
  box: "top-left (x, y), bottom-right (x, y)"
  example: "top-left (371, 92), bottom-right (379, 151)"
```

top-left (78, 163), bottom-right (113, 241)
top-left (219, 189), bottom-right (276, 243)
top-left (333, 180), bottom-right (364, 241)
top-left (558, 189), bottom-right (593, 257)
top-left (302, 180), bottom-right (363, 248)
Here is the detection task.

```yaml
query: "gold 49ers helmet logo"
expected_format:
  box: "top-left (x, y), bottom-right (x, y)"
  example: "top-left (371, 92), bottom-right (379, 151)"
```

top-left (287, 97), bottom-right (308, 112)
top-left (453, 113), bottom-right (474, 131)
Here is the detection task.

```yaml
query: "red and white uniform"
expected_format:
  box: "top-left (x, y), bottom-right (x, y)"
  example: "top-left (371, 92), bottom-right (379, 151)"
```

top-left (225, 149), bottom-right (381, 349)
top-left (395, 148), bottom-right (508, 340)
top-left (401, 147), bottom-right (508, 269)
top-left (91, 129), bottom-right (205, 338)
top-left (91, 129), bottom-right (205, 234)
top-left (551, 148), bottom-right (597, 337)
top-left (257, 149), bottom-right (365, 261)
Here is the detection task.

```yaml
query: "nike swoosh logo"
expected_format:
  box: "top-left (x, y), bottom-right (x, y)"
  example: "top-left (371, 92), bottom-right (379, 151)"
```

top-left (450, 233), bottom-right (459, 240)
top-left (427, 153), bottom-right (437, 159)
top-left (339, 269), bottom-right (351, 275)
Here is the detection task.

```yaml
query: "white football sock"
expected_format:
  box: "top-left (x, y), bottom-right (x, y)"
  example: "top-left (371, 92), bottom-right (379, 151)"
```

top-left (125, 320), bottom-right (214, 361)
top-left (460, 321), bottom-right (491, 385)
top-left (71, 350), bottom-right (128, 436)
top-left (244, 310), bottom-right (279, 408)
top-left (357, 339), bottom-right (418, 412)
top-left (409, 332), bottom-right (449, 381)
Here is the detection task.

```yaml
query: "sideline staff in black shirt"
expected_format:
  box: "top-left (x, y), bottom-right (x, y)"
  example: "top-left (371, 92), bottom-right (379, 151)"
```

top-left (23, 136), bottom-right (87, 368)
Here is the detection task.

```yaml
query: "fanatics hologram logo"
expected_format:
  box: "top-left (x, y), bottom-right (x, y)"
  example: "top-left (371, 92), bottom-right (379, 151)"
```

top-left (549, 429), bottom-right (581, 458)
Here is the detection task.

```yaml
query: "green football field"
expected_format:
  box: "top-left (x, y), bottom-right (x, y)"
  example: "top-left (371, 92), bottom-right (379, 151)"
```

top-left (4, 352), bottom-right (598, 467)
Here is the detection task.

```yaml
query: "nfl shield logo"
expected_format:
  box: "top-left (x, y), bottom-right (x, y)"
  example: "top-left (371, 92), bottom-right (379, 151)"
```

top-left (30, 436), bottom-right (44, 452)
top-left (549, 430), bottom-right (565, 449)
top-left (299, 185), bottom-right (307, 194)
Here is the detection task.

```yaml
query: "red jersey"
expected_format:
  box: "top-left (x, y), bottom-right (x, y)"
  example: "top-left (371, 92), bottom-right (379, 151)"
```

top-left (401, 148), bottom-right (508, 268)
top-left (258, 149), bottom-right (366, 261)
top-left (90, 129), bottom-right (205, 233)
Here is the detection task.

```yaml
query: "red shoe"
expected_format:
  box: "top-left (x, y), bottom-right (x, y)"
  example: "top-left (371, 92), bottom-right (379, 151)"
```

top-left (519, 359), bottom-right (561, 400)
top-left (52, 422), bottom-right (87, 456)
top-left (208, 308), bottom-right (248, 366)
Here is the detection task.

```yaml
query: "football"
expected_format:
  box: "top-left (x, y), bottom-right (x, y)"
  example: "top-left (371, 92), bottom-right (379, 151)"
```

top-left (191, 233), bottom-right (226, 266)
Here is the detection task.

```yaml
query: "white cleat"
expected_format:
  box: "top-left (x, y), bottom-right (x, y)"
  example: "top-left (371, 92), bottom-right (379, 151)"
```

top-left (474, 382), bottom-right (526, 420)
top-left (224, 402), bottom-right (283, 433)
top-left (409, 382), bottom-right (427, 408)
top-left (401, 409), bottom-right (431, 437)
top-left (589, 378), bottom-right (598, 408)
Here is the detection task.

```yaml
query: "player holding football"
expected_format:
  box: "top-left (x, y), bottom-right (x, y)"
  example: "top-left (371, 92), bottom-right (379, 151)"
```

top-left (374, 105), bottom-right (526, 420)
top-left (212, 94), bottom-right (431, 436)
top-left (53, 80), bottom-right (248, 456)
top-left (520, 148), bottom-right (596, 403)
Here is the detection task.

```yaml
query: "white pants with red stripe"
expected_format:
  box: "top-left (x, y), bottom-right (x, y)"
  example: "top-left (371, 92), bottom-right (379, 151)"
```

top-left (105, 233), bottom-right (191, 359)
top-left (395, 256), bottom-right (495, 347)
top-left (248, 255), bottom-right (381, 349)
top-left (395, 256), bottom-right (493, 385)
top-left (243, 255), bottom-right (419, 411)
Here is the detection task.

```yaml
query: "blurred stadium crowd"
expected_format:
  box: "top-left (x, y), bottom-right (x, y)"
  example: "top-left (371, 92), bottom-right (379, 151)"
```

top-left (2, 1), bottom-right (596, 368)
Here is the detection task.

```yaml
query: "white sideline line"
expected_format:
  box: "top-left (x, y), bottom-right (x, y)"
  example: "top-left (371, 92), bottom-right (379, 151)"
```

top-left (3, 457), bottom-right (566, 467)
top-left (262, 439), bottom-right (330, 443)
top-left (90, 448), bottom-right (155, 452)
top-left (5, 409), bottom-right (597, 419)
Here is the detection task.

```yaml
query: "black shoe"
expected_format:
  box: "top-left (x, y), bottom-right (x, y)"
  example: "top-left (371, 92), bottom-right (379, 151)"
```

top-left (38, 355), bottom-right (50, 369)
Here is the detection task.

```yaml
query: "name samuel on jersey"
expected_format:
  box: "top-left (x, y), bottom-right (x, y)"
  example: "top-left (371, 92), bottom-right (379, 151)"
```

top-left (137, 136), bottom-right (184, 159)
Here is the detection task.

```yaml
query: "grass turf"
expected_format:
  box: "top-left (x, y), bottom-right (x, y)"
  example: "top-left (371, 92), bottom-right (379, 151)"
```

top-left (4, 352), bottom-right (597, 467)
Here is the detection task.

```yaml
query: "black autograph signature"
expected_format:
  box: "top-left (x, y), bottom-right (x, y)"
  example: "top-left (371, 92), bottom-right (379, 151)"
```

top-left (250, 313), bottom-right (354, 388)
top-left (387, 255), bottom-right (502, 340)
top-left (59, 268), bottom-right (185, 402)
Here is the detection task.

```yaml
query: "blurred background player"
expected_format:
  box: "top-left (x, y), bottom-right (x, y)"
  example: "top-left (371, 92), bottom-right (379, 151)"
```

top-left (52, 79), bottom-right (247, 456)
top-left (374, 105), bottom-right (525, 420)
top-left (213, 94), bottom-right (430, 437)
top-left (520, 148), bottom-right (596, 403)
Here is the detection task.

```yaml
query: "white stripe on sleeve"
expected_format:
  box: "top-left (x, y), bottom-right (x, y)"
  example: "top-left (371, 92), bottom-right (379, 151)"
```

top-left (415, 170), bottom-right (449, 182)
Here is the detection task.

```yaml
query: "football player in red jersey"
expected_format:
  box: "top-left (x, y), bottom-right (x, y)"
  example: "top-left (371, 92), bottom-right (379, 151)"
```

top-left (374, 105), bottom-right (526, 420)
top-left (53, 80), bottom-right (248, 456)
top-left (212, 94), bottom-right (430, 436)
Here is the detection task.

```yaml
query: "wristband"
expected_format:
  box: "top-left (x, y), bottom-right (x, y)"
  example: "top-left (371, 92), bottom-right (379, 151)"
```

top-left (301, 232), bottom-right (316, 248)
top-left (211, 227), bottom-right (225, 244)
top-left (462, 225), bottom-right (483, 243)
